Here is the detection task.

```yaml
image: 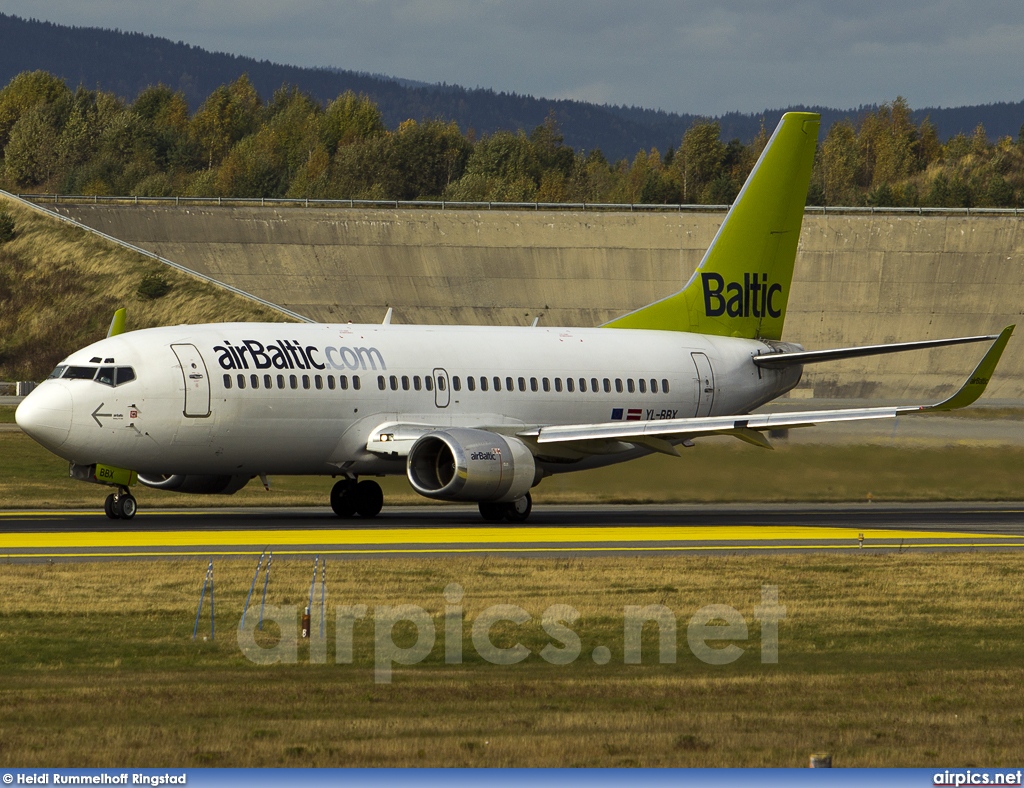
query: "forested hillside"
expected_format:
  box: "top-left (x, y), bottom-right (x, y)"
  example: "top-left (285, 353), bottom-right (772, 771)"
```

top-left (3, 13), bottom-right (1024, 162)
top-left (1, 70), bottom-right (1022, 208)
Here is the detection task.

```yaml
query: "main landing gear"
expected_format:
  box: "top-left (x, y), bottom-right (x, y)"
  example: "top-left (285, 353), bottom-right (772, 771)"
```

top-left (104, 487), bottom-right (137, 520)
top-left (478, 492), bottom-right (532, 523)
top-left (331, 478), bottom-right (384, 519)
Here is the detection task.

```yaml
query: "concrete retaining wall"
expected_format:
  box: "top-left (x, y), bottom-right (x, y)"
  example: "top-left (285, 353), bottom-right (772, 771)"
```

top-left (52, 204), bottom-right (1024, 400)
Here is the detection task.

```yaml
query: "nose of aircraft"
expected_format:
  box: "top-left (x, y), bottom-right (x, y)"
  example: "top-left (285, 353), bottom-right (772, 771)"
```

top-left (15, 382), bottom-right (73, 450)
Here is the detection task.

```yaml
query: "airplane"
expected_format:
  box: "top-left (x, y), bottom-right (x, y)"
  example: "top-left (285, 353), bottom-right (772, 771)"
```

top-left (14, 112), bottom-right (1014, 522)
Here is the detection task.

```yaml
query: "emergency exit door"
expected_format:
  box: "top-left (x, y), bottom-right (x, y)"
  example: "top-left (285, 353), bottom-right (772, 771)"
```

top-left (691, 352), bottom-right (715, 417)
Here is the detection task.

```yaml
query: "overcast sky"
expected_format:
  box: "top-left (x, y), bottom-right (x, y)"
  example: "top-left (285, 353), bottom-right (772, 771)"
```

top-left (2, 1), bottom-right (1022, 115)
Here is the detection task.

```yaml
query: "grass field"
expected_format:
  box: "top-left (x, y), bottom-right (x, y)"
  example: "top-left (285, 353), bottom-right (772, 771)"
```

top-left (4, 424), bottom-right (1024, 509)
top-left (1, 554), bottom-right (1023, 767)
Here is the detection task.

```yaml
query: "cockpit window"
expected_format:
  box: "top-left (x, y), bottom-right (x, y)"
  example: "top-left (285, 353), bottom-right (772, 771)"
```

top-left (116, 367), bottom-right (136, 385)
top-left (64, 366), bottom-right (98, 380)
top-left (57, 365), bottom-right (136, 386)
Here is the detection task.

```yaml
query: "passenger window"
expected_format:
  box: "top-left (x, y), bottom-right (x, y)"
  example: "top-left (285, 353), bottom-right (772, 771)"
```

top-left (452, 376), bottom-right (461, 392)
top-left (315, 375), bottom-right (323, 390)
top-left (662, 379), bottom-right (670, 393)
top-left (224, 374), bottom-right (232, 389)
top-left (518, 377), bottom-right (526, 392)
top-left (493, 376), bottom-right (501, 392)
top-left (251, 374), bottom-right (259, 390)
top-left (651, 379), bottom-right (658, 394)
top-left (627, 379), bottom-right (635, 394)
top-left (554, 378), bottom-right (562, 393)
top-left (639, 379), bottom-right (647, 394)
top-left (414, 376), bottom-right (422, 391)
top-left (97, 367), bottom-right (115, 386)
top-left (302, 375), bottom-right (311, 390)
top-left (615, 379), bottom-right (623, 393)
top-left (506, 377), bottom-right (514, 391)
top-left (530, 377), bottom-right (538, 392)
top-left (378, 376), bottom-right (386, 391)
top-left (353, 376), bottom-right (361, 390)
top-left (265, 374), bottom-right (273, 389)
top-left (289, 375), bottom-right (298, 390)
top-left (592, 378), bottom-right (599, 393)
top-left (116, 367), bottom-right (136, 385)
top-left (467, 377), bottom-right (476, 392)
top-left (603, 378), bottom-right (611, 393)
top-left (579, 378), bottom-right (587, 393)
top-left (542, 378), bottom-right (550, 392)
top-left (327, 376), bottom-right (336, 390)
top-left (567, 378), bottom-right (575, 393)
top-left (437, 377), bottom-right (445, 391)
top-left (425, 376), bottom-right (433, 392)
top-left (277, 375), bottom-right (285, 389)
top-left (402, 375), bottom-right (410, 391)
top-left (480, 377), bottom-right (488, 392)
top-left (340, 375), bottom-right (348, 390)
top-left (237, 374), bottom-right (246, 390)
top-left (389, 375), bottom-right (398, 391)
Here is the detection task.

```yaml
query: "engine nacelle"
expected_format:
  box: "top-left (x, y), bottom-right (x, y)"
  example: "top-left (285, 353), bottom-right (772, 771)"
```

top-left (406, 428), bottom-right (537, 503)
top-left (137, 473), bottom-right (252, 495)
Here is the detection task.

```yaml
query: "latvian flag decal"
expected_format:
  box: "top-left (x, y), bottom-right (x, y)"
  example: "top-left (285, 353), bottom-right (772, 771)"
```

top-left (612, 408), bottom-right (643, 421)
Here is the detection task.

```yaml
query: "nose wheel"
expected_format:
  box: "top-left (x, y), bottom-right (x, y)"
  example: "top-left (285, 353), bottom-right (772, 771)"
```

top-left (104, 489), bottom-right (137, 520)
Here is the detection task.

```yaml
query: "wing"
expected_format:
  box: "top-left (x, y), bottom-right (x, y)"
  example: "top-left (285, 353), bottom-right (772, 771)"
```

top-left (520, 325), bottom-right (1014, 455)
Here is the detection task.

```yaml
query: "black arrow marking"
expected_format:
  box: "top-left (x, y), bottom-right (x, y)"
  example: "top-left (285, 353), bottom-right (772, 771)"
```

top-left (92, 403), bottom-right (113, 427)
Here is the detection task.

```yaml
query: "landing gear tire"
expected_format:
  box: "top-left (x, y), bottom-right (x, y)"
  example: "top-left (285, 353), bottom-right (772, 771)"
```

top-left (505, 492), bottom-right (532, 523)
top-left (478, 502), bottom-right (506, 522)
top-left (355, 480), bottom-right (383, 518)
top-left (104, 493), bottom-right (118, 520)
top-left (330, 480), bottom-right (358, 518)
top-left (118, 494), bottom-right (137, 520)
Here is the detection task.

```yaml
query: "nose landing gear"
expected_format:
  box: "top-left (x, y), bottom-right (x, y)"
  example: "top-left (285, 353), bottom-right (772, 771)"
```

top-left (104, 487), bottom-right (137, 520)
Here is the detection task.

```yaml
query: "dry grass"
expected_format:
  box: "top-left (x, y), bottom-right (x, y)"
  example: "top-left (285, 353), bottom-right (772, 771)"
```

top-left (1, 554), bottom-right (1023, 766)
top-left (4, 429), bottom-right (1024, 508)
top-left (0, 195), bottom-right (290, 381)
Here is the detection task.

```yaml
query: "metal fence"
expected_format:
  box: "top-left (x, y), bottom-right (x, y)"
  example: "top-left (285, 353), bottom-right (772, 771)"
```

top-left (16, 193), bottom-right (1024, 217)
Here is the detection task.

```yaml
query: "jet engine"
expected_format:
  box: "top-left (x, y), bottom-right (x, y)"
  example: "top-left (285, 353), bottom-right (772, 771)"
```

top-left (137, 473), bottom-right (252, 495)
top-left (406, 428), bottom-right (537, 502)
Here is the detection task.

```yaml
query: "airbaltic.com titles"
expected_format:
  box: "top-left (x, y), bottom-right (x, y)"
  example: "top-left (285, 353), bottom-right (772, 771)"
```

top-left (9, 774), bottom-right (185, 785)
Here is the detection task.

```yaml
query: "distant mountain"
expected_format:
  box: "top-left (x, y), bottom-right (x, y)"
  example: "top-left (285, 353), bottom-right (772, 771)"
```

top-left (1, 13), bottom-right (1022, 161)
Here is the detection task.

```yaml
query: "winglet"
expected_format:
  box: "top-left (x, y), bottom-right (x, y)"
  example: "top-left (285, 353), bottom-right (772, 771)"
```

top-left (107, 308), bottom-right (126, 338)
top-left (918, 325), bottom-right (1014, 412)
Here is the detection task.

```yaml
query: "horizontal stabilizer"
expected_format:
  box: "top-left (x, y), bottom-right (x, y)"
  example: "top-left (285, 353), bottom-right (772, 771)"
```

top-left (754, 333), bottom-right (1000, 368)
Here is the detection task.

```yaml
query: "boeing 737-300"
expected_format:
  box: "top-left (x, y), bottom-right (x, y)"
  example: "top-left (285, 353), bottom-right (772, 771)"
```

top-left (14, 112), bottom-right (1014, 521)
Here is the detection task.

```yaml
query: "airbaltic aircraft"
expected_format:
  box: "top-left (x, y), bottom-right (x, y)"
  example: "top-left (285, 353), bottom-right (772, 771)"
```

top-left (15, 112), bottom-right (1013, 521)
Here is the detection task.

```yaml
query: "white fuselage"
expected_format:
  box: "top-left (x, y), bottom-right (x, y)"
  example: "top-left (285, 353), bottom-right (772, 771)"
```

top-left (18, 322), bottom-right (801, 480)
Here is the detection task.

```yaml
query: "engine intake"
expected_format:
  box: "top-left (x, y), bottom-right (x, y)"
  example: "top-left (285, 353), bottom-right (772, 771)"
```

top-left (137, 473), bottom-right (252, 495)
top-left (407, 428), bottom-right (537, 503)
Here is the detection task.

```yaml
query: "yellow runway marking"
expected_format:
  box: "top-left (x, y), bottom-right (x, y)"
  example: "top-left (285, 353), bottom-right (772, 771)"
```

top-left (1, 524), bottom-right (1022, 551)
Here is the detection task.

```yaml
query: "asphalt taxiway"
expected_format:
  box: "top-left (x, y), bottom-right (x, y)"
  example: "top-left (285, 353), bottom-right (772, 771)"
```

top-left (3, 503), bottom-right (1024, 560)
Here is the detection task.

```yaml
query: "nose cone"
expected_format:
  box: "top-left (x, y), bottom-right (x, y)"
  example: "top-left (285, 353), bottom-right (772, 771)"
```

top-left (16, 383), bottom-right (73, 451)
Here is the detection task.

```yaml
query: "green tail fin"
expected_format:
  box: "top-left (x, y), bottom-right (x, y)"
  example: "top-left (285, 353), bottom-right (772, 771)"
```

top-left (604, 111), bottom-right (820, 340)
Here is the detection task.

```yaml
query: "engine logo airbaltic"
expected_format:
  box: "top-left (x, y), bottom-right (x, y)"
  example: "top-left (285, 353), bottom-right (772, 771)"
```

top-left (701, 272), bottom-right (783, 319)
top-left (213, 339), bottom-right (387, 372)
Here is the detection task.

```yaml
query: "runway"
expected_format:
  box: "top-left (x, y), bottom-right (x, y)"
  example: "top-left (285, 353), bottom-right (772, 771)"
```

top-left (3, 503), bottom-right (1024, 559)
